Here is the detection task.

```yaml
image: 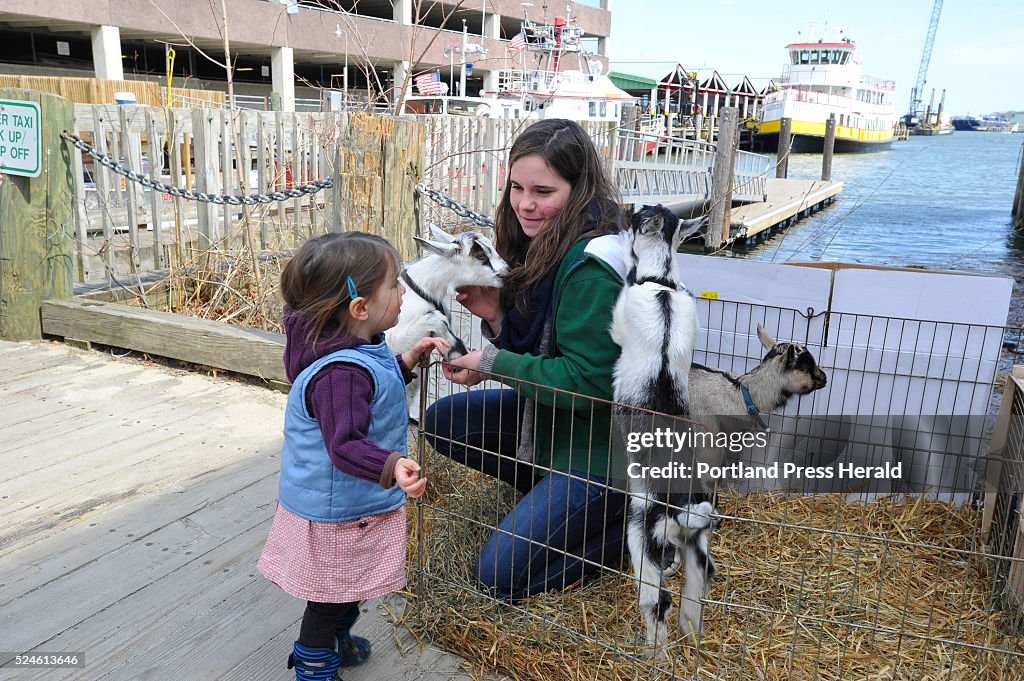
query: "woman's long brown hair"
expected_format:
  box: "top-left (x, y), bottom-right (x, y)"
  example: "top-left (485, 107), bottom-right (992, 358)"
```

top-left (494, 119), bottom-right (622, 311)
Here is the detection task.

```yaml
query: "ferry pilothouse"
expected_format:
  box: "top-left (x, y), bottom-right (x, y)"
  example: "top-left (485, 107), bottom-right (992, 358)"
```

top-left (755, 29), bottom-right (899, 153)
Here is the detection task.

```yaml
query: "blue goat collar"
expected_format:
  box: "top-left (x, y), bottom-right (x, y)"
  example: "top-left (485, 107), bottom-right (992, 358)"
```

top-left (739, 384), bottom-right (768, 429)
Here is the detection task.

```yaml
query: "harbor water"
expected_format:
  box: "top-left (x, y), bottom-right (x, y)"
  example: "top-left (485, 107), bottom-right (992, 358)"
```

top-left (733, 132), bottom-right (1024, 329)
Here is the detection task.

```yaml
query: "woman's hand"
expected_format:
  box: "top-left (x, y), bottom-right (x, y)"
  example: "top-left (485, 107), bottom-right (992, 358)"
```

top-left (401, 336), bottom-right (450, 369)
top-left (456, 286), bottom-right (502, 331)
top-left (394, 457), bottom-right (426, 498)
top-left (442, 350), bottom-right (485, 386)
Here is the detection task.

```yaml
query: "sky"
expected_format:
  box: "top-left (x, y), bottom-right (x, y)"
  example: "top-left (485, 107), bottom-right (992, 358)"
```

top-left (604, 0), bottom-right (1024, 116)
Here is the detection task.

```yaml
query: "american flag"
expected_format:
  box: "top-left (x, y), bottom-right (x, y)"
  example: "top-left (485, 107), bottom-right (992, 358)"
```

top-left (507, 31), bottom-right (527, 54)
top-left (414, 71), bottom-right (444, 95)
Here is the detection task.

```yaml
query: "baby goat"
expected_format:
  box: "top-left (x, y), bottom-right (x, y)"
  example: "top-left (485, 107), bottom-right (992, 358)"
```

top-left (610, 203), bottom-right (705, 654)
top-left (623, 324), bottom-right (827, 656)
top-left (387, 224), bottom-right (507, 416)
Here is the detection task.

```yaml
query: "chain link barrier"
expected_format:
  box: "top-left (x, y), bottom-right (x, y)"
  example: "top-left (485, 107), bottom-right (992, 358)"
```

top-left (62, 130), bottom-right (332, 206)
top-left (414, 183), bottom-right (495, 229)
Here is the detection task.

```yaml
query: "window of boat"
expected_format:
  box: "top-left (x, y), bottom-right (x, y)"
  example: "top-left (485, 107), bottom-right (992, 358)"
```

top-left (809, 50), bottom-right (819, 64)
top-left (448, 100), bottom-right (477, 115)
top-left (791, 50), bottom-right (799, 65)
top-left (840, 52), bottom-right (849, 65)
top-left (589, 101), bottom-right (597, 117)
top-left (600, 101), bottom-right (607, 117)
top-left (800, 50), bottom-right (810, 64)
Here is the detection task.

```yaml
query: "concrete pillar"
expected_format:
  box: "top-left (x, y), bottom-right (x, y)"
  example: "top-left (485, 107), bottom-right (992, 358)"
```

top-left (91, 25), bottom-right (124, 80)
top-left (483, 9), bottom-right (501, 93)
top-left (601, 0), bottom-right (612, 9)
top-left (393, 0), bottom-right (412, 25)
top-left (272, 47), bottom-right (295, 112)
top-left (484, 12), bottom-right (501, 39)
top-left (597, 36), bottom-right (609, 57)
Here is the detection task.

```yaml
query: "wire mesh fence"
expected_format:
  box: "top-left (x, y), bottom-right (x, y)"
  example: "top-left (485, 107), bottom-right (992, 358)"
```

top-left (410, 297), bottom-right (1024, 681)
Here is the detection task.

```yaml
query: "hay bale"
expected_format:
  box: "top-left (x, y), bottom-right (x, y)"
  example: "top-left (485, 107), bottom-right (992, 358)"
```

top-left (406, 453), bottom-right (1024, 681)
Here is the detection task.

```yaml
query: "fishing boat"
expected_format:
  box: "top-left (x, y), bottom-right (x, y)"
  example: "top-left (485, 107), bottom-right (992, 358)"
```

top-left (487, 7), bottom-right (635, 123)
top-left (755, 28), bottom-right (899, 153)
top-left (403, 7), bottom-right (635, 125)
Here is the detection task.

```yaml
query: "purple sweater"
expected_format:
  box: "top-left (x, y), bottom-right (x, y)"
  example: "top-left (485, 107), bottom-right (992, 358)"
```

top-left (283, 308), bottom-right (413, 485)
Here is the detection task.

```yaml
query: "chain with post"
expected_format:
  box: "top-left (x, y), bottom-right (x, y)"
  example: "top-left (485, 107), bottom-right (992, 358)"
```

top-left (61, 130), bottom-right (332, 205)
top-left (414, 183), bottom-right (495, 230)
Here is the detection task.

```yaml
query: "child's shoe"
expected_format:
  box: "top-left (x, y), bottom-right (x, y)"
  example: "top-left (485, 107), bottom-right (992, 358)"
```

top-left (336, 633), bottom-right (372, 667)
top-left (287, 642), bottom-right (342, 681)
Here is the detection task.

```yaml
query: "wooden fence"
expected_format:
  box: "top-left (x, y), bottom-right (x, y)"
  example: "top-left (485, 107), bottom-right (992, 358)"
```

top-left (70, 107), bottom-right (763, 285)
top-left (71, 105), bottom-right (422, 283)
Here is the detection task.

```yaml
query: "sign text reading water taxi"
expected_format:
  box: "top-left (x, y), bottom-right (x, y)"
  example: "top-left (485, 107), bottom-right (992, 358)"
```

top-left (0, 99), bottom-right (41, 178)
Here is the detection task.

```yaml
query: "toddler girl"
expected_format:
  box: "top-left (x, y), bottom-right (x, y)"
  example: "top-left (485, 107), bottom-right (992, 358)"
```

top-left (258, 231), bottom-right (446, 681)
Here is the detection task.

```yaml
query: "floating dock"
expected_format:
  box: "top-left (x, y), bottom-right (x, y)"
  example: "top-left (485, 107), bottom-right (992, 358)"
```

top-left (723, 178), bottom-right (843, 248)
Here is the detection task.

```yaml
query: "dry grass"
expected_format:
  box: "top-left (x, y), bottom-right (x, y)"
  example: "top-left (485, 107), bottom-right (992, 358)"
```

top-left (405, 451), bottom-right (1024, 681)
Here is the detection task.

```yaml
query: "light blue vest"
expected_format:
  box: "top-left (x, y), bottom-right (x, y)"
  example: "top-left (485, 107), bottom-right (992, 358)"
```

top-left (278, 338), bottom-right (408, 522)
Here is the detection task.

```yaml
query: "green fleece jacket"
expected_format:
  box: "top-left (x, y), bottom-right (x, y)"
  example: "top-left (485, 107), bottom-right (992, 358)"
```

top-left (479, 247), bottom-right (627, 481)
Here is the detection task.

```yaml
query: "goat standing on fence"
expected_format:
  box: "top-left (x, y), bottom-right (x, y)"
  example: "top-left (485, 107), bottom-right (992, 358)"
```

top-left (386, 224), bottom-right (507, 418)
top-left (616, 298), bottom-right (828, 655)
top-left (610, 204), bottom-right (707, 653)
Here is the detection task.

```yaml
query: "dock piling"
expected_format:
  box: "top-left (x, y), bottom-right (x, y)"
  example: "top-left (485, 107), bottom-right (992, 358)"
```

top-left (822, 114), bottom-right (836, 181)
top-left (707, 107), bottom-right (739, 252)
top-left (776, 117), bottom-right (792, 179)
top-left (1014, 141), bottom-right (1024, 228)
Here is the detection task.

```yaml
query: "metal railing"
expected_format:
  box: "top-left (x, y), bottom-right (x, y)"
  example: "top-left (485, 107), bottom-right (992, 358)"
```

top-left (614, 128), bottom-right (769, 202)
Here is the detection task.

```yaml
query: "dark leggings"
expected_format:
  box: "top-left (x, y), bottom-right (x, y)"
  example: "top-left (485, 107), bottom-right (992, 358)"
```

top-left (298, 601), bottom-right (360, 649)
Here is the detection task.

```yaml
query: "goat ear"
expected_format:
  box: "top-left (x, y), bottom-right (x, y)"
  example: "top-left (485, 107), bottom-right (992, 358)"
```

top-left (756, 324), bottom-right (777, 350)
top-left (414, 236), bottom-right (457, 256)
top-left (428, 223), bottom-right (456, 243)
top-left (679, 216), bottom-right (706, 241)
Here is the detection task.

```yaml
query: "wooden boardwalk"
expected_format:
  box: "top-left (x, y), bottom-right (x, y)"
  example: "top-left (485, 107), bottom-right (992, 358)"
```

top-left (0, 340), bottom-right (474, 681)
top-left (726, 178), bottom-right (843, 246)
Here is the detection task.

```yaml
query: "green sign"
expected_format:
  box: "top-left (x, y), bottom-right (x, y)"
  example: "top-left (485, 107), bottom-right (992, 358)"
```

top-left (0, 99), bottom-right (41, 178)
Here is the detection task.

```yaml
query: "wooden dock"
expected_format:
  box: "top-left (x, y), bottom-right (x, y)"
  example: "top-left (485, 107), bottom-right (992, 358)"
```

top-left (724, 178), bottom-right (843, 247)
top-left (0, 340), bottom-right (475, 681)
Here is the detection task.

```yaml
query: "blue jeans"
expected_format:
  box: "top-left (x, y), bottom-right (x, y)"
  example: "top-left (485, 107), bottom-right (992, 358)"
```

top-left (423, 388), bottom-right (627, 600)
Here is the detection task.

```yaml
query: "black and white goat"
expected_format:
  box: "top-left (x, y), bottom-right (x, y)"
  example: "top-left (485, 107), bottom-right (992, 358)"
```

top-left (610, 204), bottom-right (705, 653)
top-left (388, 224), bottom-right (507, 415)
top-left (617, 322), bottom-right (828, 655)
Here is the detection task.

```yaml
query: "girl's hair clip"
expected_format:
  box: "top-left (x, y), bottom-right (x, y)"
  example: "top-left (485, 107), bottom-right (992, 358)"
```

top-left (346, 276), bottom-right (359, 300)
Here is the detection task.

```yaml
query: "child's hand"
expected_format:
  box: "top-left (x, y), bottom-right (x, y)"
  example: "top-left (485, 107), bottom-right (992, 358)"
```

top-left (394, 457), bottom-right (426, 498)
top-left (402, 336), bottom-right (450, 369)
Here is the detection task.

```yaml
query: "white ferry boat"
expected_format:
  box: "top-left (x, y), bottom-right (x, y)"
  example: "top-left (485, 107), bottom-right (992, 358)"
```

top-left (403, 8), bottom-right (634, 124)
top-left (756, 30), bottom-right (898, 153)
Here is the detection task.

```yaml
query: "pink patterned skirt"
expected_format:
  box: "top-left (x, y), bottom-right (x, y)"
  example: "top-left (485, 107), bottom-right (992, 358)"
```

top-left (258, 502), bottom-right (407, 603)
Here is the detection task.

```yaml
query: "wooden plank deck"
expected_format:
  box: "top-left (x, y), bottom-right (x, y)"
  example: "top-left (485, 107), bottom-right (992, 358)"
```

top-left (0, 340), bottom-right (475, 681)
top-left (727, 178), bottom-right (843, 244)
